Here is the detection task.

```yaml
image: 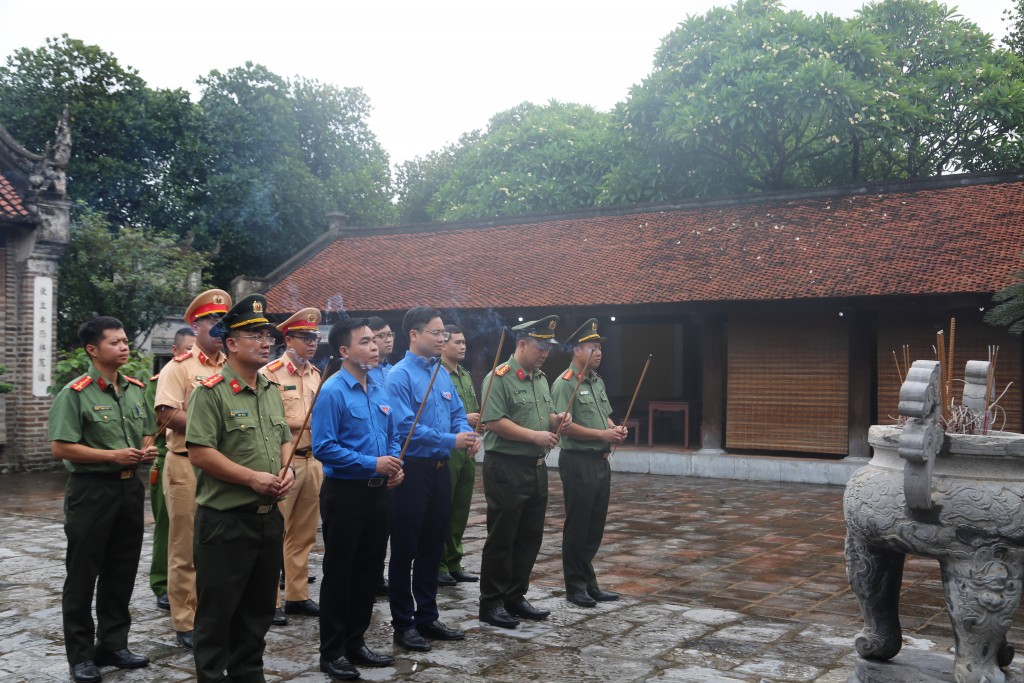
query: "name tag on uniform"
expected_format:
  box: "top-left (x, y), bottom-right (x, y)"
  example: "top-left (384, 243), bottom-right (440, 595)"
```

top-left (284, 385), bottom-right (297, 391)
top-left (580, 390), bottom-right (590, 396)
top-left (230, 410), bottom-right (249, 418)
top-left (195, 375), bottom-right (208, 382)
top-left (513, 389), bottom-right (528, 395)
top-left (93, 405), bottom-right (112, 411)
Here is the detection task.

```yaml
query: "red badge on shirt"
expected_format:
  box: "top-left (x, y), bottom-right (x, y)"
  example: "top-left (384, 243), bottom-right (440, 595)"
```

top-left (379, 404), bottom-right (390, 415)
top-left (442, 391), bottom-right (451, 400)
top-left (229, 378), bottom-right (242, 394)
top-left (516, 368), bottom-right (526, 381)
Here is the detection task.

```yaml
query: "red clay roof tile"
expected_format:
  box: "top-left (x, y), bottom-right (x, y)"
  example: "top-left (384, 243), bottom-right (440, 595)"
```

top-left (0, 173), bottom-right (31, 220)
top-left (265, 177), bottom-right (1024, 313)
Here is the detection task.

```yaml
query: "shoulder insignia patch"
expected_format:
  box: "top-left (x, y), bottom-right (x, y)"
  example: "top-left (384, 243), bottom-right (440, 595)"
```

top-left (516, 368), bottom-right (527, 381)
top-left (173, 350), bottom-right (192, 362)
top-left (125, 376), bottom-right (145, 389)
top-left (229, 378), bottom-right (243, 394)
top-left (200, 374), bottom-right (224, 388)
top-left (561, 369), bottom-right (574, 381)
top-left (266, 359), bottom-right (284, 372)
top-left (70, 375), bottom-right (93, 392)
top-left (495, 364), bottom-right (511, 377)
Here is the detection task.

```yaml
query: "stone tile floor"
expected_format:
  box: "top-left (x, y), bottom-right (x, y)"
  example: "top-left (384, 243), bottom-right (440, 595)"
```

top-left (0, 469), bottom-right (1021, 682)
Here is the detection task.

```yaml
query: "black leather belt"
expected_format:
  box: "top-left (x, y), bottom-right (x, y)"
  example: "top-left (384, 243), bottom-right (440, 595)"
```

top-left (404, 457), bottom-right (448, 470)
top-left (561, 449), bottom-right (610, 457)
top-left (70, 468), bottom-right (136, 480)
top-left (172, 450), bottom-right (188, 457)
top-left (332, 477), bottom-right (385, 488)
top-left (488, 451), bottom-right (547, 467)
top-left (294, 447), bottom-right (311, 457)
top-left (230, 502), bottom-right (278, 514)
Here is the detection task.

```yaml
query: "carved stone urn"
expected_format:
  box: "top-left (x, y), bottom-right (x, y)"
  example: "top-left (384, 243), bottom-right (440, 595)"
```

top-left (844, 360), bottom-right (1024, 683)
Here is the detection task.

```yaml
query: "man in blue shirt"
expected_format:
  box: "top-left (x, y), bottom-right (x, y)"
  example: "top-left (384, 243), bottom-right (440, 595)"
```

top-left (385, 307), bottom-right (479, 652)
top-left (312, 317), bottom-right (405, 681)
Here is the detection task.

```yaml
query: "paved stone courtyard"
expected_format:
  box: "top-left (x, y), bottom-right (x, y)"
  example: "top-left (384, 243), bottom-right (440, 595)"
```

top-left (1, 467), bottom-right (1022, 682)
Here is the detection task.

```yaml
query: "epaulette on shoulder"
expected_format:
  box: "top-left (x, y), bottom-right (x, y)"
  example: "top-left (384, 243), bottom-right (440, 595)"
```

top-left (495, 364), bottom-right (511, 377)
top-left (561, 369), bottom-right (574, 381)
top-left (125, 376), bottom-right (145, 389)
top-left (200, 374), bottom-right (224, 388)
top-left (149, 373), bottom-right (160, 382)
top-left (265, 359), bottom-right (284, 372)
top-left (172, 350), bottom-right (192, 362)
top-left (70, 375), bottom-right (93, 392)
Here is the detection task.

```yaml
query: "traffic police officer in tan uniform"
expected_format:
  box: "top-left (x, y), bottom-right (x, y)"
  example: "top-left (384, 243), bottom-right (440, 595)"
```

top-left (551, 318), bottom-right (625, 607)
top-left (154, 289), bottom-right (231, 650)
top-left (186, 293), bottom-right (295, 682)
top-left (477, 316), bottom-right (570, 629)
top-left (260, 307), bottom-right (323, 620)
top-left (49, 316), bottom-right (157, 682)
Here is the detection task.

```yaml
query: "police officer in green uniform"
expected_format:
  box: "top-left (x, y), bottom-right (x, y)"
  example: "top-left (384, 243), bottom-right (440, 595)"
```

top-left (148, 327), bottom-right (196, 612)
top-left (49, 316), bottom-right (157, 683)
top-left (438, 324), bottom-right (481, 586)
top-left (185, 294), bottom-right (295, 683)
top-left (551, 318), bottom-right (626, 608)
top-left (478, 316), bottom-right (570, 629)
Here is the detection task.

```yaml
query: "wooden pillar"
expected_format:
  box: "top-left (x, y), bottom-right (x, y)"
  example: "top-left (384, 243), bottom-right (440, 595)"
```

top-left (847, 312), bottom-right (872, 459)
top-left (699, 314), bottom-right (726, 454)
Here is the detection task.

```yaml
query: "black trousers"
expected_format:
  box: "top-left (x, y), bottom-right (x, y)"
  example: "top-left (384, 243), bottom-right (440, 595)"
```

top-left (558, 450), bottom-right (611, 593)
top-left (62, 473), bottom-right (144, 665)
top-left (319, 477), bottom-right (390, 660)
top-left (193, 505), bottom-right (283, 683)
top-left (479, 451), bottom-right (548, 611)
top-left (388, 457), bottom-right (451, 630)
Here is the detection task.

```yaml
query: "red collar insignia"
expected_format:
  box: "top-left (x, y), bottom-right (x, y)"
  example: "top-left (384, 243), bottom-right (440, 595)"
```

top-left (516, 368), bottom-right (527, 381)
top-left (287, 362), bottom-right (296, 375)
top-left (229, 378), bottom-right (242, 394)
top-left (198, 350), bottom-right (208, 365)
top-left (97, 377), bottom-right (108, 390)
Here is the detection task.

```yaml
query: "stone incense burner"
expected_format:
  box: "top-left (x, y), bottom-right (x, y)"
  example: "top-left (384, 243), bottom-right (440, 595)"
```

top-left (845, 360), bottom-right (1023, 683)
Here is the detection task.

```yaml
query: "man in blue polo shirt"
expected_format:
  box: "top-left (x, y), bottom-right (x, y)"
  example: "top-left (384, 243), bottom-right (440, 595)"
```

top-left (312, 317), bottom-right (405, 680)
top-left (385, 306), bottom-right (479, 652)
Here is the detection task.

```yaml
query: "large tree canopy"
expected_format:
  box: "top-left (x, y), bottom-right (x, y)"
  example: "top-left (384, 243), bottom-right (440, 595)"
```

top-left (188, 63), bottom-right (395, 284)
top-left (422, 101), bottom-right (615, 221)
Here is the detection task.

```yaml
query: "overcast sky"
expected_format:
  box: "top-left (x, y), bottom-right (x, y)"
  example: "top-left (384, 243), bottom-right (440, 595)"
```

top-left (0, 0), bottom-right (1013, 167)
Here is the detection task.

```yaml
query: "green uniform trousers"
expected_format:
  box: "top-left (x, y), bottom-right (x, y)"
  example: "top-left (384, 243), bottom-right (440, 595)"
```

top-left (148, 454), bottom-right (169, 597)
top-left (193, 505), bottom-right (283, 683)
top-left (479, 451), bottom-right (547, 611)
top-left (62, 473), bottom-right (145, 664)
top-left (440, 448), bottom-right (475, 574)
top-left (558, 450), bottom-right (611, 593)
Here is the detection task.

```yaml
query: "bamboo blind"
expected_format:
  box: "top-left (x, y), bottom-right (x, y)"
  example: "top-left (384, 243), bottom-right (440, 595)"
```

top-left (877, 318), bottom-right (1022, 432)
top-left (726, 316), bottom-right (850, 455)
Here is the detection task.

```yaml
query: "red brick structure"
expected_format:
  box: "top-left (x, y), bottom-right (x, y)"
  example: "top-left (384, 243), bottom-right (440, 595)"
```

top-left (0, 118), bottom-right (71, 471)
top-left (243, 171), bottom-right (1024, 460)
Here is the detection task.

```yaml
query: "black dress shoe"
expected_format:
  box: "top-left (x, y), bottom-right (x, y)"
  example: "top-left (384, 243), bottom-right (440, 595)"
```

top-left (567, 590), bottom-right (598, 607)
top-left (156, 594), bottom-right (170, 611)
top-left (175, 630), bottom-right (194, 650)
top-left (375, 577), bottom-right (389, 596)
top-left (478, 606), bottom-right (519, 629)
top-left (587, 587), bottom-right (620, 602)
top-left (319, 656), bottom-right (360, 680)
top-left (451, 569), bottom-right (478, 582)
top-left (94, 648), bottom-right (149, 669)
top-left (393, 627), bottom-right (431, 652)
top-left (346, 645), bottom-right (394, 667)
top-left (284, 599), bottom-right (320, 616)
top-left (418, 619), bottom-right (465, 640)
top-left (70, 661), bottom-right (101, 683)
top-left (437, 572), bottom-right (457, 587)
top-left (505, 598), bottom-right (549, 620)
top-left (272, 607), bottom-right (288, 626)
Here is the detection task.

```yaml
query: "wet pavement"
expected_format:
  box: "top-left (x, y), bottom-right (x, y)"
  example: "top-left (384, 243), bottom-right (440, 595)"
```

top-left (1, 466), bottom-right (1022, 682)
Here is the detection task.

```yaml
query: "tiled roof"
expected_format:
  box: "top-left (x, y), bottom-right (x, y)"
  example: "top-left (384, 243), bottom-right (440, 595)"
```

top-left (0, 172), bottom-right (31, 221)
top-left (265, 176), bottom-right (1024, 313)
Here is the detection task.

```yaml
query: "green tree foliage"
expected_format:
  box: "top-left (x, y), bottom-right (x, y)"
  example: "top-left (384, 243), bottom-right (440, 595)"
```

top-left (190, 64), bottom-right (394, 283)
top-left (600, 0), bottom-right (1024, 204)
top-left (57, 206), bottom-right (211, 349)
top-left (428, 101), bottom-right (615, 221)
top-left (0, 364), bottom-right (13, 394)
top-left (0, 35), bottom-right (197, 231)
top-left (394, 132), bottom-right (480, 224)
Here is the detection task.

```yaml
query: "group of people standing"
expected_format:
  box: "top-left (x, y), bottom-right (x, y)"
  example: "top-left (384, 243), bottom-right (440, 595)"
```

top-left (48, 289), bottom-right (627, 683)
